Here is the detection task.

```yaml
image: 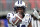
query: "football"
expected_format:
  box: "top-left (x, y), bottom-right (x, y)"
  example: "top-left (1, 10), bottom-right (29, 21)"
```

top-left (12, 14), bottom-right (23, 25)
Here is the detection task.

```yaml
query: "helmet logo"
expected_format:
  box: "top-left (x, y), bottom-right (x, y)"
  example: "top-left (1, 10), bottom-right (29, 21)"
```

top-left (18, 0), bottom-right (22, 4)
top-left (20, 0), bottom-right (22, 4)
top-left (18, 0), bottom-right (19, 4)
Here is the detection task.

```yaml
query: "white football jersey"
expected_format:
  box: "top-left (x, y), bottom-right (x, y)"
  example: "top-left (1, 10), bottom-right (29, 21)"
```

top-left (21, 13), bottom-right (32, 27)
top-left (7, 12), bottom-right (32, 27)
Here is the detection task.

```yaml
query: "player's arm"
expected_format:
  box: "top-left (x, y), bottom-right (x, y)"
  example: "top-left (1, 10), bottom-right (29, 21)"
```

top-left (7, 13), bottom-right (11, 24)
top-left (27, 14), bottom-right (32, 27)
top-left (7, 13), bottom-right (16, 24)
top-left (32, 8), bottom-right (40, 19)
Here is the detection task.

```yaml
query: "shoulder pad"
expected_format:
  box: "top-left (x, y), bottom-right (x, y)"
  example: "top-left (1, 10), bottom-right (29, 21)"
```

top-left (7, 13), bottom-right (14, 18)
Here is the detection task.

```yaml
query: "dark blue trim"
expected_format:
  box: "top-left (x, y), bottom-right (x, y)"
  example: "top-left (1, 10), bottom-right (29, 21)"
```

top-left (20, 0), bottom-right (22, 4)
top-left (18, 0), bottom-right (19, 4)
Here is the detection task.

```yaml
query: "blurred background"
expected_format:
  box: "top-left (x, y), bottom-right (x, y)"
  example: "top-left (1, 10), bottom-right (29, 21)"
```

top-left (0, 0), bottom-right (40, 15)
top-left (0, 0), bottom-right (40, 27)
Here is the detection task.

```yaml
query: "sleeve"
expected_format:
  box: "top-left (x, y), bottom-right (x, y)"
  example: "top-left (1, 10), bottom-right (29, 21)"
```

top-left (28, 15), bottom-right (32, 22)
top-left (7, 13), bottom-right (16, 24)
top-left (21, 14), bottom-right (32, 27)
top-left (7, 13), bottom-right (14, 19)
top-left (7, 13), bottom-right (10, 19)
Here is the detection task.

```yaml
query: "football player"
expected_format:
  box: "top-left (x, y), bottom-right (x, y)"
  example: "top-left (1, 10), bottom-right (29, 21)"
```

top-left (7, 0), bottom-right (32, 27)
top-left (31, 8), bottom-right (40, 27)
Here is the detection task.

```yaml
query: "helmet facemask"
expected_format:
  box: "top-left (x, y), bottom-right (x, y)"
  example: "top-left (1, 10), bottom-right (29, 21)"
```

top-left (14, 6), bottom-right (26, 13)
